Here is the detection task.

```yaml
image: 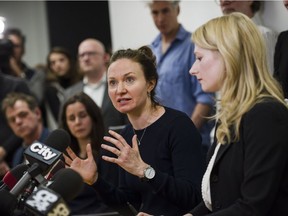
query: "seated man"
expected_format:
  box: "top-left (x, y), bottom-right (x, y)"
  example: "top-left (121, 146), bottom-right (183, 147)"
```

top-left (1, 92), bottom-right (50, 168)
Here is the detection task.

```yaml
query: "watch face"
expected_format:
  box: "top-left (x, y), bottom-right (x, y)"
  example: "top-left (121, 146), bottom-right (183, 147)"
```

top-left (145, 167), bottom-right (155, 179)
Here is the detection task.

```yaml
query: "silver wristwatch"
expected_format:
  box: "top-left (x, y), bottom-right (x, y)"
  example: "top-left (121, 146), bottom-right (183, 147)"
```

top-left (141, 166), bottom-right (155, 181)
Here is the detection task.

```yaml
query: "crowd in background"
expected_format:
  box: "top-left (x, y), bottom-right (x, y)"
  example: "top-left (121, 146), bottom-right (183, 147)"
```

top-left (0, 1), bottom-right (288, 215)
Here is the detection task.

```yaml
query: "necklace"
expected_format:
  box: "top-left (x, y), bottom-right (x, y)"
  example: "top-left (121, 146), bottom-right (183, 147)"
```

top-left (133, 127), bottom-right (147, 145)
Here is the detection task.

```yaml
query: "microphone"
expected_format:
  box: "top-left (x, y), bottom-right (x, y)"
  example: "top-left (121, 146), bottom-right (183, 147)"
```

top-left (24, 185), bottom-right (70, 216)
top-left (24, 128), bottom-right (70, 175)
top-left (1, 163), bottom-right (29, 191)
top-left (45, 160), bottom-right (66, 180)
top-left (10, 129), bottom-right (70, 196)
top-left (48, 168), bottom-right (84, 202)
top-left (24, 168), bottom-right (83, 216)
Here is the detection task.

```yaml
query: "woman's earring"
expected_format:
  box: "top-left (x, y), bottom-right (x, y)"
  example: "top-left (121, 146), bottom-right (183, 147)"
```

top-left (147, 92), bottom-right (151, 98)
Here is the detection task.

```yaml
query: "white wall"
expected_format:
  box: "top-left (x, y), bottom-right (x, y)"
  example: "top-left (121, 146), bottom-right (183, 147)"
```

top-left (0, 1), bottom-right (49, 67)
top-left (109, 0), bottom-right (288, 52)
top-left (0, 1), bottom-right (287, 66)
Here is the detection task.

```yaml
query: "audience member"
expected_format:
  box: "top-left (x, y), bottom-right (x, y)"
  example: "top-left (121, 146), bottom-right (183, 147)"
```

top-left (217, 0), bottom-right (278, 74)
top-left (3, 28), bottom-right (46, 104)
top-left (64, 38), bottom-right (128, 134)
top-left (148, 0), bottom-right (215, 154)
top-left (185, 13), bottom-right (288, 215)
top-left (2, 92), bottom-right (50, 168)
top-left (44, 47), bottom-right (82, 129)
top-left (274, 0), bottom-right (288, 98)
top-left (0, 39), bottom-right (31, 166)
top-left (60, 92), bottom-right (117, 215)
top-left (65, 46), bottom-right (204, 215)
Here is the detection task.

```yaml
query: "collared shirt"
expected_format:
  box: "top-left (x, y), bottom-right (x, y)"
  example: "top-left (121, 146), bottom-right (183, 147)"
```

top-left (83, 74), bottom-right (106, 108)
top-left (252, 12), bottom-right (278, 74)
top-left (151, 25), bottom-right (215, 146)
top-left (11, 127), bottom-right (50, 168)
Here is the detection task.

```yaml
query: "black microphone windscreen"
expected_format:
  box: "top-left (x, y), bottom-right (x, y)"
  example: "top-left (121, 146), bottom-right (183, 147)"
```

top-left (44, 129), bottom-right (70, 152)
top-left (49, 168), bottom-right (83, 202)
top-left (3, 163), bottom-right (29, 190)
top-left (0, 190), bottom-right (17, 215)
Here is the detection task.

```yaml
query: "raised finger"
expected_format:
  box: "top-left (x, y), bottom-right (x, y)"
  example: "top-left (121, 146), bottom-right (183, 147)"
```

top-left (103, 136), bottom-right (125, 151)
top-left (102, 155), bottom-right (119, 164)
top-left (66, 146), bottom-right (77, 160)
top-left (63, 153), bottom-right (72, 167)
top-left (86, 144), bottom-right (94, 161)
top-left (101, 144), bottom-right (121, 157)
top-left (109, 130), bottom-right (129, 146)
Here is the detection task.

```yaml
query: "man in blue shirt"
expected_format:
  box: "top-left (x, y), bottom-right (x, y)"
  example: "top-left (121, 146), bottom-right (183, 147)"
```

top-left (149, 0), bottom-right (215, 153)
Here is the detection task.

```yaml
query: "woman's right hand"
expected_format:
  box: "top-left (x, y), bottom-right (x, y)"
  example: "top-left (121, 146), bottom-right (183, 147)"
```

top-left (64, 144), bottom-right (98, 185)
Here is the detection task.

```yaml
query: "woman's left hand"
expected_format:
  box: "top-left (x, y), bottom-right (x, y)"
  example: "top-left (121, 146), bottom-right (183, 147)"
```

top-left (101, 130), bottom-right (148, 177)
top-left (64, 144), bottom-right (98, 185)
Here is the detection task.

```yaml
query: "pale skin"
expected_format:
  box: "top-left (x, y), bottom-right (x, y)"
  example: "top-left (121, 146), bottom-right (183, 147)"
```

top-left (189, 45), bottom-right (226, 93)
top-left (149, 1), bottom-right (180, 53)
top-left (78, 39), bottom-right (109, 84)
top-left (0, 100), bottom-right (43, 176)
top-left (5, 100), bottom-right (43, 145)
top-left (65, 58), bottom-right (163, 186)
top-left (66, 102), bottom-right (92, 158)
top-left (49, 53), bottom-right (71, 77)
top-left (191, 44), bottom-right (225, 129)
top-left (0, 147), bottom-right (6, 161)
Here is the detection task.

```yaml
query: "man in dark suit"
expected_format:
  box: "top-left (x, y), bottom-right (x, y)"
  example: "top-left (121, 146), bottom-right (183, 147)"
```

top-left (64, 38), bottom-right (127, 133)
top-left (274, 0), bottom-right (288, 98)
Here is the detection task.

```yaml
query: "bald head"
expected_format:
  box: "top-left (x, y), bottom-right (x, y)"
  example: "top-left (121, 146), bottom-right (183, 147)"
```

top-left (78, 38), bottom-right (105, 55)
top-left (78, 38), bottom-right (108, 79)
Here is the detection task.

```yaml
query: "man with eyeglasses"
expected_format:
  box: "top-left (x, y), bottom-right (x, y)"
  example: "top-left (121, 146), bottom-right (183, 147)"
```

top-left (216, 0), bottom-right (278, 74)
top-left (64, 38), bottom-right (128, 137)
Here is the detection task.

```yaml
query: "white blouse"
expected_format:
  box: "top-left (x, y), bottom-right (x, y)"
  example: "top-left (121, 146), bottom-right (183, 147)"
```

top-left (201, 143), bottom-right (221, 211)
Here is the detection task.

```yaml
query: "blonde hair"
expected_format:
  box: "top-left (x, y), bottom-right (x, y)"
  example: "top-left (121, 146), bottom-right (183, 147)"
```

top-left (192, 12), bottom-right (285, 144)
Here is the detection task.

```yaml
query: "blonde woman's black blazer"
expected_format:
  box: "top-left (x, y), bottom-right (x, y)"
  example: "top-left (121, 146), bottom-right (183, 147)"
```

top-left (192, 99), bottom-right (288, 216)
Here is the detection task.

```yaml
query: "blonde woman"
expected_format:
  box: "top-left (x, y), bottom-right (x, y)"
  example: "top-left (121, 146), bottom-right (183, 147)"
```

top-left (186, 12), bottom-right (288, 215)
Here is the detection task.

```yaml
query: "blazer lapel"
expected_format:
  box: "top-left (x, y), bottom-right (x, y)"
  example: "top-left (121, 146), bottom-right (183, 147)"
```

top-left (214, 143), bottom-right (231, 165)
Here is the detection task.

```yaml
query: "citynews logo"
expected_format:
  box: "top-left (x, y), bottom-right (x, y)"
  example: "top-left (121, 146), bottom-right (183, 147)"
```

top-left (26, 188), bottom-right (70, 216)
top-left (29, 143), bottom-right (58, 160)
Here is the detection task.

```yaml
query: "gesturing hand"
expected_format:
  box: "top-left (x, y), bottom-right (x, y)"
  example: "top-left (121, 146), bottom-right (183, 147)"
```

top-left (101, 130), bottom-right (149, 178)
top-left (64, 144), bottom-right (98, 185)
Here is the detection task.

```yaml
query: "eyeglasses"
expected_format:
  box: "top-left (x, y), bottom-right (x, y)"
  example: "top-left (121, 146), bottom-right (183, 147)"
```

top-left (78, 51), bottom-right (102, 59)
